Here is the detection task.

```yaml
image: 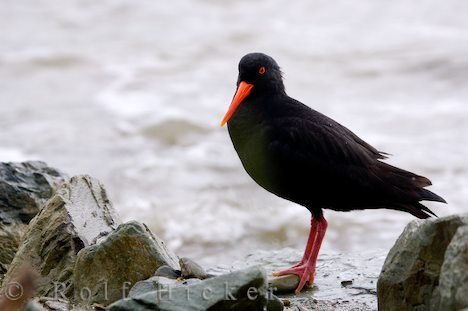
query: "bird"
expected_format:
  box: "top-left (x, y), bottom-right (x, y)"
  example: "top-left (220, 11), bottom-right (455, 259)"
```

top-left (220, 52), bottom-right (446, 294)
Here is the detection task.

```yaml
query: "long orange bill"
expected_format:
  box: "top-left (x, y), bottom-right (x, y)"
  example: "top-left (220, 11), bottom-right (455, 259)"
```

top-left (220, 81), bottom-right (254, 127)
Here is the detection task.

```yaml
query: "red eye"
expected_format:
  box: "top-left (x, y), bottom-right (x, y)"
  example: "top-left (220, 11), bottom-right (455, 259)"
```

top-left (258, 66), bottom-right (266, 75)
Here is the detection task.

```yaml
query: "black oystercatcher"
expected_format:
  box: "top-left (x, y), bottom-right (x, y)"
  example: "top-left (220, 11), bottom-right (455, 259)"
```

top-left (220, 53), bottom-right (446, 294)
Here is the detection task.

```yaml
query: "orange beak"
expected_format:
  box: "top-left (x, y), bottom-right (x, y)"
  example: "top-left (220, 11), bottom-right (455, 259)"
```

top-left (220, 81), bottom-right (254, 127)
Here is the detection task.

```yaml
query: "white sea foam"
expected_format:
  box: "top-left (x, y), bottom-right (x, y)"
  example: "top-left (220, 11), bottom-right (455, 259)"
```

top-left (0, 148), bottom-right (33, 162)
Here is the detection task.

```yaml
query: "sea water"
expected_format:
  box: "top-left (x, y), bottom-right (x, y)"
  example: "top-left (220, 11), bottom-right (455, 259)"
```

top-left (1, 0), bottom-right (467, 265)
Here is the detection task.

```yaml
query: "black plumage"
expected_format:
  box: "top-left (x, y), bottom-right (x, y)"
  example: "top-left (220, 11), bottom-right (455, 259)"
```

top-left (225, 52), bottom-right (445, 219)
top-left (221, 52), bottom-right (446, 293)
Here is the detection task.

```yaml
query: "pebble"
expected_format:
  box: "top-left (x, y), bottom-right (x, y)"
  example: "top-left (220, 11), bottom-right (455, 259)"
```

top-left (268, 274), bottom-right (299, 293)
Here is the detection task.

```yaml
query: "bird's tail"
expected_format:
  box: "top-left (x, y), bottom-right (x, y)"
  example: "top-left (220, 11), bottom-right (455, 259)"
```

top-left (418, 188), bottom-right (446, 204)
top-left (378, 162), bottom-right (446, 219)
top-left (393, 202), bottom-right (437, 219)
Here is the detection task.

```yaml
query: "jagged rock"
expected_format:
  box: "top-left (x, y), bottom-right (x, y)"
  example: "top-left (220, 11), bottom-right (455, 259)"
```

top-left (377, 214), bottom-right (468, 311)
top-left (108, 266), bottom-right (268, 311)
top-left (73, 221), bottom-right (179, 306)
top-left (1, 175), bottom-right (121, 298)
top-left (0, 224), bottom-right (25, 278)
top-left (431, 225), bottom-right (468, 310)
top-left (0, 161), bottom-right (67, 278)
top-left (0, 161), bottom-right (67, 225)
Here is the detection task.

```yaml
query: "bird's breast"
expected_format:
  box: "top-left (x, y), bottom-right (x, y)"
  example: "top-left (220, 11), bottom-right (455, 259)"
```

top-left (227, 114), bottom-right (284, 195)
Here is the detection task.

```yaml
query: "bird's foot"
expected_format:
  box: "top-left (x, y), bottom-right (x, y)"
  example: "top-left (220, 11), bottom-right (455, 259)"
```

top-left (272, 264), bottom-right (315, 294)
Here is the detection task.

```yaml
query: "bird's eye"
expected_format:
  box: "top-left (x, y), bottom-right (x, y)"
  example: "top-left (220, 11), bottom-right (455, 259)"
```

top-left (258, 66), bottom-right (266, 75)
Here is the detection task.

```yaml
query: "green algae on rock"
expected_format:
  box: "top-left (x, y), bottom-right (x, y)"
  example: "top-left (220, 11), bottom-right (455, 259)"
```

top-left (73, 221), bottom-right (179, 306)
top-left (0, 161), bottom-right (67, 279)
top-left (377, 214), bottom-right (468, 311)
top-left (1, 175), bottom-right (120, 298)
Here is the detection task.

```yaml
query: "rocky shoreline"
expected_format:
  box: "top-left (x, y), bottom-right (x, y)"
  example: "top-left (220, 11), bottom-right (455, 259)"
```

top-left (0, 161), bottom-right (466, 311)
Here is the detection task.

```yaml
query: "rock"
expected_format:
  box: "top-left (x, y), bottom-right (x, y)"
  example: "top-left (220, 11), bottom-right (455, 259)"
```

top-left (25, 301), bottom-right (48, 311)
top-left (108, 266), bottom-right (268, 311)
top-left (129, 276), bottom-right (203, 299)
top-left (431, 225), bottom-right (468, 310)
top-left (268, 274), bottom-right (299, 293)
top-left (340, 280), bottom-right (353, 287)
top-left (0, 161), bottom-right (67, 279)
top-left (154, 265), bottom-right (181, 279)
top-left (266, 294), bottom-right (284, 311)
top-left (0, 224), bottom-right (25, 278)
top-left (73, 221), bottom-right (179, 306)
top-left (377, 214), bottom-right (468, 311)
top-left (0, 161), bottom-right (66, 225)
top-left (129, 276), bottom-right (176, 298)
top-left (179, 257), bottom-right (210, 279)
top-left (129, 275), bottom-right (205, 299)
top-left (1, 175), bottom-right (121, 298)
top-left (37, 297), bottom-right (73, 311)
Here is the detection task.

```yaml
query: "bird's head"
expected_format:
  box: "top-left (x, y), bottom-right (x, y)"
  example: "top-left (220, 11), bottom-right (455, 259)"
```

top-left (220, 53), bottom-right (284, 127)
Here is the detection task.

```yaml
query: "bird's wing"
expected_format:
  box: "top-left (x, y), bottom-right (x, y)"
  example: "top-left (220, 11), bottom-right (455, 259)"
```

top-left (266, 116), bottom-right (386, 170)
top-left (265, 115), bottom-right (437, 208)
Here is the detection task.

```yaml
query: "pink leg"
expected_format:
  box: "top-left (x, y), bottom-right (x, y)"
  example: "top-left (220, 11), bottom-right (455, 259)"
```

top-left (272, 215), bottom-right (328, 294)
top-left (291, 217), bottom-right (318, 267)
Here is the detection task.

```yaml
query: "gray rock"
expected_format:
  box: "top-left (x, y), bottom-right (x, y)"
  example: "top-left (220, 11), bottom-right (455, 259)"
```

top-left (0, 161), bottom-right (67, 225)
top-left (0, 161), bottom-right (66, 279)
top-left (25, 300), bottom-right (48, 311)
top-left (73, 221), bottom-right (179, 306)
top-left (431, 225), bottom-right (468, 310)
top-left (154, 265), bottom-right (181, 279)
top-left (377, 214), bottom-right (468, 311)
top-left (108, 266), bottom-right (268, 311)
top-left (129, 276), bottom-right (176, 298)
top-left (266, 294), bottom-right (284, 311)
top-left (37, 297), bottom-right (73, 311)
top-left (180, 257), bottom-right (209, 279)
top-left (128, 276), bottom-right (206, 299)
top-left (1, 175), bottom-right (121, 298)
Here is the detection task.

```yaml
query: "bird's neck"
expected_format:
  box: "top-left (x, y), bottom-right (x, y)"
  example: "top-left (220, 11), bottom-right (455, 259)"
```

top-left (227, 91), bottom-right (287, 138)
top-left (252, 82), bottom-right (286, 98)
